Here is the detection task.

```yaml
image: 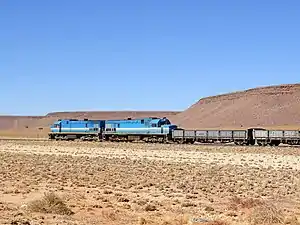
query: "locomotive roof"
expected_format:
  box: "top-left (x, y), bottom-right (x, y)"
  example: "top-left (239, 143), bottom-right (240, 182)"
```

top-left (106, 117), bottom-right (162, 121)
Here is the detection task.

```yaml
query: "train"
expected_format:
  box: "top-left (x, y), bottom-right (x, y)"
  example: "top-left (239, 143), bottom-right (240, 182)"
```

top-left (49, 117), bottom-right (177, 142)
top-left (48, 117), bottom-right (300, 146)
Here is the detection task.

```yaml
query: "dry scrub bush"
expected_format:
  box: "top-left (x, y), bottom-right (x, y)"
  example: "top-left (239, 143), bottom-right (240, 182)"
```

top-left (157, 214), bottom-right (230, 225)
top-left (228, 197), bottom-right (284, 224)
top-left (28, 192), bottom-right (73, 215)
top-left (248, 203), bottom-right (284, 225)
top-left (145, 204), bottom-right (156, 211)
top-left (10, 218), bottom-right (31, 225)
top-left (284, 216), bottom-right (300, 225)
top-left (228, 196), bottom-right (264, 211)
top-left (159, 217), bottom-right (229, 225)
top-left (205, 221), bottom-right (230, 225)
top-left (101, 209), bottom-right (117, 221)
top-left (138, 217), bottom-right (147, 225)
top-left (159, 214), bottom-right (189, 225)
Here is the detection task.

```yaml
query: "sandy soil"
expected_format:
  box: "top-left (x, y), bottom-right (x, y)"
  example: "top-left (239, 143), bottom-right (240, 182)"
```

top-left (1, 140), bottom-right (300, 225)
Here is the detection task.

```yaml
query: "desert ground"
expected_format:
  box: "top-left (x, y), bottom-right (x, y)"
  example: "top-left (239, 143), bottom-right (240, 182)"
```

top-left (1, 140), bottom-right (300, 225)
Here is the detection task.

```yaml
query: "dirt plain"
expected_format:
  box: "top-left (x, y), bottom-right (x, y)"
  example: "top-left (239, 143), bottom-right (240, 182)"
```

top-left (1, 140), bottom-right (300, 225)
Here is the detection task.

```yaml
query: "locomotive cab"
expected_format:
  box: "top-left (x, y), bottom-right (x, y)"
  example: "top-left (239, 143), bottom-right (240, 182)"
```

top-left (149, 117), bottom-right (177, 133)
top-left (50, 121), bottom-right (62, 132)
top-left (158, 117), bottom-right (171, 127)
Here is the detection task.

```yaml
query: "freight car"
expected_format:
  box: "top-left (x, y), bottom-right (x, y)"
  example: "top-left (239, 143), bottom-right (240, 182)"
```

top-left (253, 129), bottom-right (300, 146)
top-left (171, 128), bottom-right (300, 146)
top-left (171, 129), bottom-right (256, 145)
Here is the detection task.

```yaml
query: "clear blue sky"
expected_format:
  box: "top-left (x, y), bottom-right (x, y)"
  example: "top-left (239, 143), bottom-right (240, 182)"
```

top-left (1, 0), bottom-right (299, 115)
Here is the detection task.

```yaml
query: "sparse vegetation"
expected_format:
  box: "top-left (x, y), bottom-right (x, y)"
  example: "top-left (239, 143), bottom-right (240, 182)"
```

top-left (0, 140), bottom-right (300, 224)
top-left (144, 204), bottom-right (156, 211)
top-left (247, 203), bottom-right (284, 225)
top-left (227, 196), bottom-right (264, 211)
top-left (27, 192), bottom-right (73, 215)
top-left (101, 208), bottom-right (117, 221)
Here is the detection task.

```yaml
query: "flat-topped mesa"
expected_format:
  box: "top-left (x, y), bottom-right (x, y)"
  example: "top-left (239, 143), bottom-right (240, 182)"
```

top-left (197, 83), bottom-right (300, 105)
top-left (46, 111), bottom-right (181, 120)
top-left (174, 83), bottom-right (300, 129)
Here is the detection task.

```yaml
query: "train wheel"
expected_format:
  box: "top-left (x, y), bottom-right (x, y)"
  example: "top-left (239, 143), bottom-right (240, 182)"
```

top-left (177, 140), bottom-right (184, 144)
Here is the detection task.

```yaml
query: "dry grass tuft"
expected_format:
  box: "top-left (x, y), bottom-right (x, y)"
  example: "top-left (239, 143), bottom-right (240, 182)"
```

top-left (138, 217), bottom-right (147, 225)
top-left (145, 204), bottom-right (157, 211)
top-left (101, 209), bottom-right (117, 221)
top-left (10, 218), bottom-right (31, 225)
top-left (2, 140), bottom-right (300, 225)
top-left (248, 202), bottom-right (284, 224)
top-left (228, 196), bottom-right (264, 211)
top-left (284, 216), bottom-right (300, 225)
top-left (27, 192), bottom-right (73, 215)
top-left (158, 214), bottom-right (190, 225)
top-left (206, 221), bottom-right (230, 225)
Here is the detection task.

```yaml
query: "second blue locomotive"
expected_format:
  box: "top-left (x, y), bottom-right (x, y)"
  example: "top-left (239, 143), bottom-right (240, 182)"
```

top-left (49, 117), bottom-right (178, 142)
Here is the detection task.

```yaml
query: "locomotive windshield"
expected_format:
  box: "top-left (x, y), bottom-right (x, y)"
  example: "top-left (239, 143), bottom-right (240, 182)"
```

top-left (157, 118), bottom-right (171, 127)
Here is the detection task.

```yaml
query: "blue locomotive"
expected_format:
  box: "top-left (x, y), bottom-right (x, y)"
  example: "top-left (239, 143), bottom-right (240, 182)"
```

top-left (103, 117), bottom-right (178, 142)
top-left (48, 117), bottom-right (177, 142)
top-left (49, 119), bottom-right (105, 140)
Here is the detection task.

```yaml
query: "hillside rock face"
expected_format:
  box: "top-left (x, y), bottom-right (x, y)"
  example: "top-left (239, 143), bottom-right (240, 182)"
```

top-left (174, 84), bottom-right (300, 129)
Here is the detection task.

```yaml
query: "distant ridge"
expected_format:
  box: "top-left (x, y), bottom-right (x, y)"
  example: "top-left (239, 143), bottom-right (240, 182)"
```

top-left (0, 111), bottom-right (181, 137)
top-left (173, 83), bottom-right (300, 129)
top-left (46, 110), bottom-right (180, 117)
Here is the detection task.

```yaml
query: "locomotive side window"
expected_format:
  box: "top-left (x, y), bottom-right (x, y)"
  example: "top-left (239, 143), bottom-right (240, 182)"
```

top-left (141, 119), bottom-right (144, 124)
top-left (105, 128), bottom-right (116, 131)
top-left (152, 124), bottom-right (157, 127)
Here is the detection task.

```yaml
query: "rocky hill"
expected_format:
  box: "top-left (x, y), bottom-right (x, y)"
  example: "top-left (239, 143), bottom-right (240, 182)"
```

top-left (174, 83), bottom-right (300, 129)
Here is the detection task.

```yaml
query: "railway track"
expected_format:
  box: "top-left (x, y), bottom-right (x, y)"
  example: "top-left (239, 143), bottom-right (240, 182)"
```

top-left (0, 137), bottom-right (299, 148)
top-left (194, 142), bottom-right (300, 148)
top-left (0, 137), bottom-right (49, 141)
